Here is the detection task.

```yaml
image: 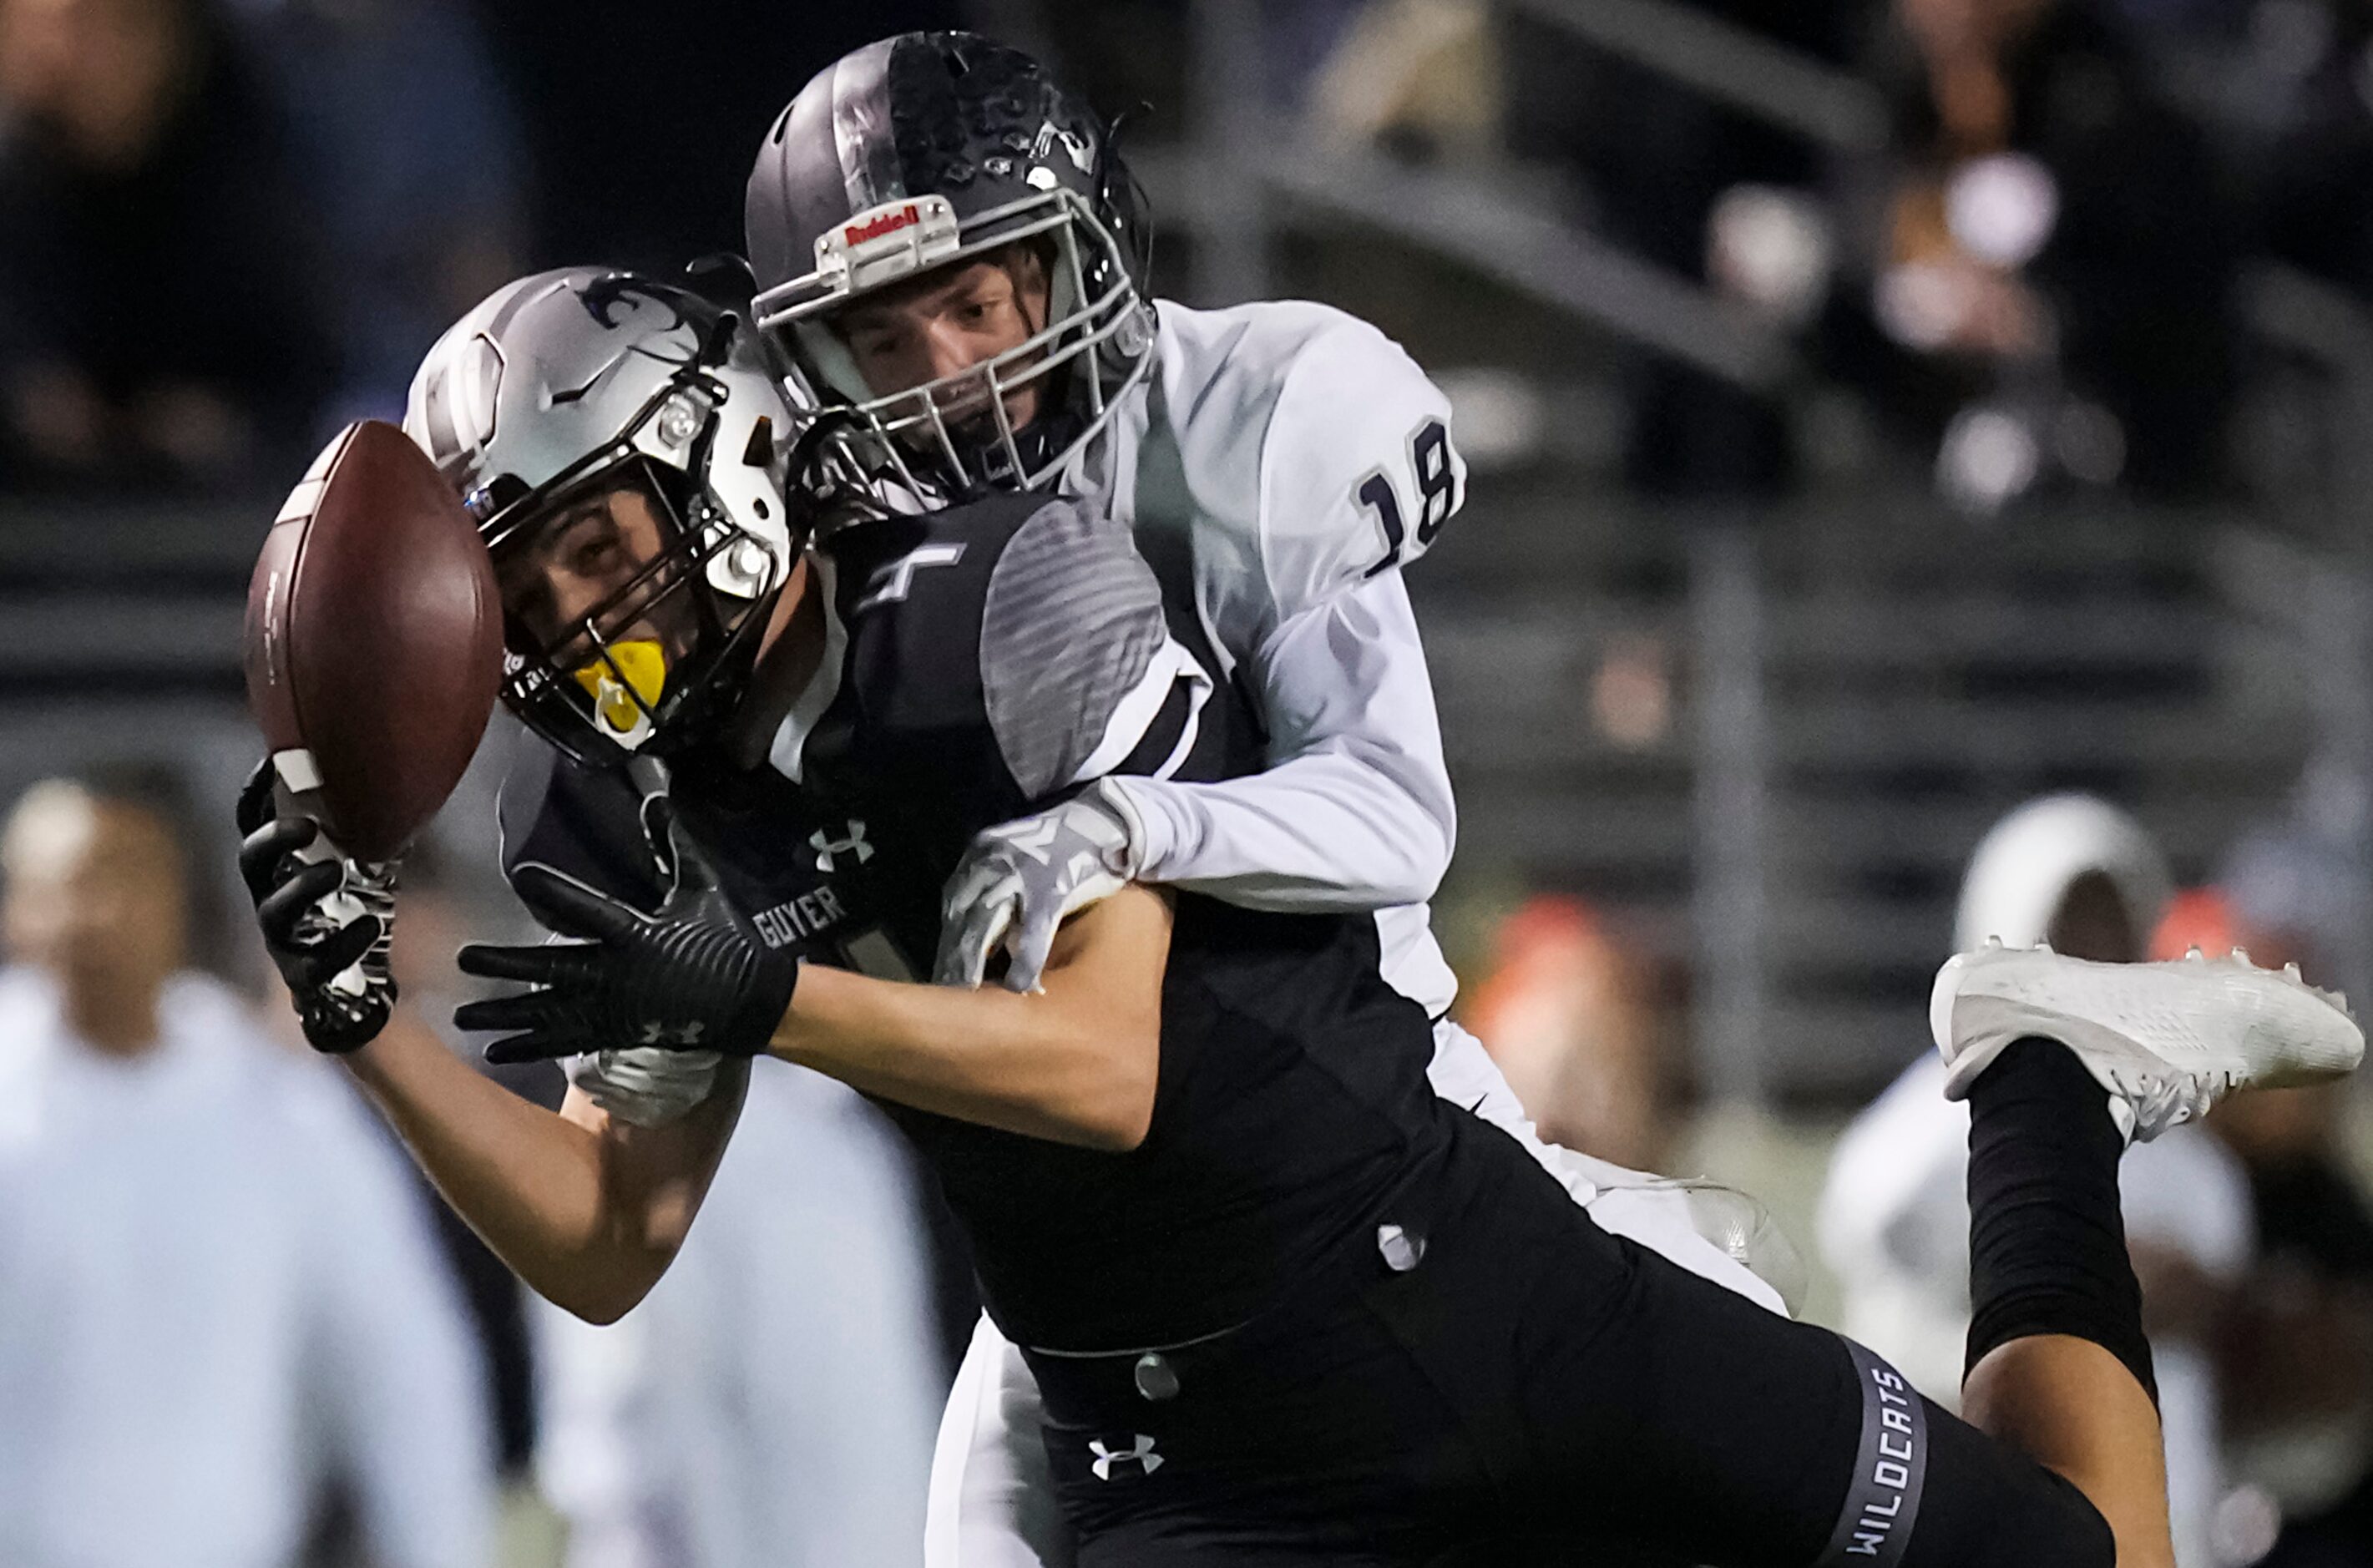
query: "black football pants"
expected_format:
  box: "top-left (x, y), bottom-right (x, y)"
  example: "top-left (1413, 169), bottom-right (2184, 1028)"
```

top-left (1030, 1110), bottom-right (2115, 1566)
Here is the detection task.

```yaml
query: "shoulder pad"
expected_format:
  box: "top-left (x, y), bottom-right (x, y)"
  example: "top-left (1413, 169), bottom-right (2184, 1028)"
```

top-left (979, 498), bottom-right (1167, 798)
top-left (817, 493), bottom-right (1172, 808)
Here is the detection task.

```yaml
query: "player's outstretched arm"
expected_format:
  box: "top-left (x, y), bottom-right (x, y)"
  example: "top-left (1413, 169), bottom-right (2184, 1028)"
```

top-left (777, 886), bottom-right (1168, 1151)
top-left (454, 805), bottom-right (1169, 1153)
top-left (343, 1009), bottom-right (746, 1325)
top-left (240, 771), bottom-right (743, 1324)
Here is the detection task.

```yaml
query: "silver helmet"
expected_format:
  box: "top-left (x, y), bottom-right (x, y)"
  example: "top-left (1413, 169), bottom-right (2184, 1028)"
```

top-left (404, 268), bottom-right (803, 766)
top-left (746, 32), bottom-right (1156, 500)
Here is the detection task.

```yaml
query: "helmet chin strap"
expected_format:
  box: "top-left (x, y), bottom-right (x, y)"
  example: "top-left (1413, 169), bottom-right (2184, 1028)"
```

top-left (721, 555), bottom-right (831, 768)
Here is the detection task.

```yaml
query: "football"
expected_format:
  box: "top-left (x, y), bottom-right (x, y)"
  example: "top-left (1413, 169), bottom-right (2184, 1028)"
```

top-left (243, 419), bottom-right (503, 861)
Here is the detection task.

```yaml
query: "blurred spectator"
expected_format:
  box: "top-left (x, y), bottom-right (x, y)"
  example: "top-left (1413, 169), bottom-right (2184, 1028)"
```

top-left (0, 776), bottom-right (493, 1568)
top-left (2247, 0), bottom-right (2373, 299)
top-left (1304, 0), bottom-right (1500, 163)
top-left (223, 0), bottom-right (527, 422)
top-left (2177, 861), bottom-right (2373, 1564)
top-left (1505, 0), bottom-right (1857, 498)
top-left (1459, 892), bottom-right (1808, 1313)
top-left (1463, 894), bottom-right (1672, 1172)
top-left (534, 1063), bottom-right (944, 1568)
top-left (1819, 795), bottom-right (2251, 1568)
top-left (2220, 754), bottom-right (2373, 1002)
top-left (1845, 0), bottom-right (2240, 502)
top-left (0, 0), bottom-right (336, 493)
top-left (387, 839), bottom-right (560, 1490)
top-left (478, 0), bottom-right (966, 274)
top-left (2210, 1073), bottom-right (2373, 1567)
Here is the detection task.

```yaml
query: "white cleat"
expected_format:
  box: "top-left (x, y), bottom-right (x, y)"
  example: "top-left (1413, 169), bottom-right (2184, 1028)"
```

top-left (1930, 942), bottom-right (2364, 1142)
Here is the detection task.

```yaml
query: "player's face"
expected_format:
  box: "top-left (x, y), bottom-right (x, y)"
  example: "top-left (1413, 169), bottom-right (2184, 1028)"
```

top-left (835, 250), bottom-right (1052, 431)
top-left (493, 479), bottom-right (711, 741)
top-left (496, 481), bottom-right (696, 663)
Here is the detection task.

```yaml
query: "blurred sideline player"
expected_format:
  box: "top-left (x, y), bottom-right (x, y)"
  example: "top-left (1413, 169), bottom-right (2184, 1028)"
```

top-left (381, 831), bottom-right (949, 1563)
top-left (533, 1062), bottom-right (943, 1568)
top-left (1821, 797), bottom-right (2255, 1568)
top-left (247, 273), bottom-right (2360, 1565)
top-left (734, 37), bottom-right (1795, 1560)
top-left (0, 777), bottom-right (493, 1568)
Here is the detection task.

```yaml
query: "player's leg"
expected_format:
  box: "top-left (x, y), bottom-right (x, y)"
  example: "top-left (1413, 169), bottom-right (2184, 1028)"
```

top-left (928, 1020), bottom-right (1800, 1566)
top-left (1425, 947), bottom-right (2359, 1565)
top-left (926, 1316), bottom-right (1076, 1568)
top-left (1370, 1104), bottom-right (2113, 1567)
top-left (1020, 1223), bottom-right (1510, 1568)
top-left (1932, 944), bottom-right (2356, 1565)
top-left (1953, 1029), bottom-right (2173, 1566)
top-left (1429, 1017), bottom-right (1800, 1314)
top-left (938, 1047), bottom-right (2123, 1567)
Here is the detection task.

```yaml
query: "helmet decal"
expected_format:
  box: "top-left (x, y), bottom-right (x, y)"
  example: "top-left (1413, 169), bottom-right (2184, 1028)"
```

top-left (579, 273), bottom-right (692, 333)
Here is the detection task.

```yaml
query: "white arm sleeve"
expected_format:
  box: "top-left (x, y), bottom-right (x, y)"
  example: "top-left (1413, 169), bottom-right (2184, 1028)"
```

top-left (1107, 569), bottom-right (1455, 910)
top-left (1100, 310), bottom-right (1465, 913)
top-left (299, 1089), bottom-right (496, 1568)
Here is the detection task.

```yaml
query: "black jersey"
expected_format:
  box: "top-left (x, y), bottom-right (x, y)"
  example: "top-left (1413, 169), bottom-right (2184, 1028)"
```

top-left (495, 746), bottom-right (876, 973)
top-left (493, 491), bottom-right (1451, 1354)
top-left (797, 492), bottom-right (1451, 1354)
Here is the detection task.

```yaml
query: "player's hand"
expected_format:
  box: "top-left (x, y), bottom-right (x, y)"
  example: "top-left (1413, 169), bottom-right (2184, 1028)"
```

top-left (235, 758), bottom-right (399, 1055)
top-left (936, 778), bottom-right (1146, 992)
top-left (454, 799), bottom-right (800, 1065)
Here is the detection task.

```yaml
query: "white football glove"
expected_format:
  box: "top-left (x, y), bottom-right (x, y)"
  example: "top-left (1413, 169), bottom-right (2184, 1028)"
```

top-left (564, 1045), bottom-right (725, 1128)
top-left (936, 778), bottom-right (1148, 992)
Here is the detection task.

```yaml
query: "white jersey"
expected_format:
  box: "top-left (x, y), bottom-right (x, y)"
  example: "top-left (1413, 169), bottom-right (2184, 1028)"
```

top-left (1074, 298), bottom-right (1467, 1015)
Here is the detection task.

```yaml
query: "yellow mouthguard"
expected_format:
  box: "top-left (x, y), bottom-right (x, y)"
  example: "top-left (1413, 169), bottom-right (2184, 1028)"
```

top-left (573, 640), bottom-right (666, 734)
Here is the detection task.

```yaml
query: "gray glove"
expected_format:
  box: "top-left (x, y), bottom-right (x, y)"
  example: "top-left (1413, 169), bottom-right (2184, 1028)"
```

top-left (935, 778), bottom-right (1146, 991)
top-left (565, 1046), bottom-right (725, 1128)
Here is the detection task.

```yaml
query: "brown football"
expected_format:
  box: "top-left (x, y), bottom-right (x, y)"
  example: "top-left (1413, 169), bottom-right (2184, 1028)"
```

top-left (244, 420), bottom-right (503, 861)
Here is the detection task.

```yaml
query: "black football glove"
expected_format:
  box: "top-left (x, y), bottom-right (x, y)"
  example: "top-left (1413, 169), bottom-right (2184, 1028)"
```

top-left (235, 759), bottom-right (399, 1055)
top-left (454, 799), bottom-right (800, 1065)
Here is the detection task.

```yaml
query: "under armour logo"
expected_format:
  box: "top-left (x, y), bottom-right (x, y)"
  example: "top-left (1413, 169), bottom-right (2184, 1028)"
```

top-left (638, 1020), bottom-right (706, 1047)
top-left (1088, 1434), bottom-right (1163, 1481)
top-left (857, 543), bottom-right (965, 612)
top-left (810, 820), bottom-right (873, 873)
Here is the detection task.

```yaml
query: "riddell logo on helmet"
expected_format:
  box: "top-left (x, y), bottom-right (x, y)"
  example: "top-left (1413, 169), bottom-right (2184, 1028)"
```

top-left (844, 205), bottom-right (922, 246)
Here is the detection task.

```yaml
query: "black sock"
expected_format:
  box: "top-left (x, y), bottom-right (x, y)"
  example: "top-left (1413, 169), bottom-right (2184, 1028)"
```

top-left (1963, 1036), bottom-right (2157, 1406)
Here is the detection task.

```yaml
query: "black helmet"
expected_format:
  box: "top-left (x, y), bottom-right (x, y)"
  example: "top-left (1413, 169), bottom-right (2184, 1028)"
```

top-left (746, 32), bottom-right (1155, 498)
